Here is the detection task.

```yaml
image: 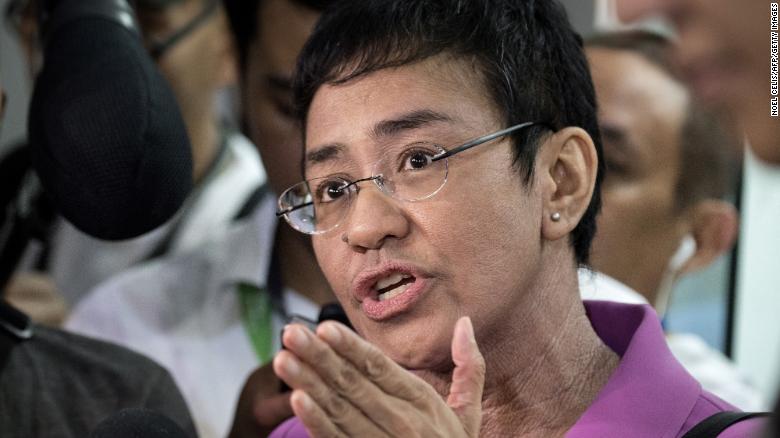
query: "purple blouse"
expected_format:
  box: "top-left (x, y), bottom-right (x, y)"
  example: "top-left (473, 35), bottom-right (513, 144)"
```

top-left (270, 300), bottom-right (766, 437)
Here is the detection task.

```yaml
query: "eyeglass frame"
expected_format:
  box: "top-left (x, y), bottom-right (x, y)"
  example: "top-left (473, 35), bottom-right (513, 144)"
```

top-left (275, 120), bottom-right (547, 233)
top-left (143, 0), bottom-right (220, 60)
top-left (4, 0), bottom-right (220, 61)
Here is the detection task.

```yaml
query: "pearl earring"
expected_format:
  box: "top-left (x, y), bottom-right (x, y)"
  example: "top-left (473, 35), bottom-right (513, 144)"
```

top-left (551, 212), bottom-right (561, 222)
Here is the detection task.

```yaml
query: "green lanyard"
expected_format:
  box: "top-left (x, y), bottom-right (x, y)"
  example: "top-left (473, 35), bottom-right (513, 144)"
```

top-left (237, 283), bottom-right (274, 364)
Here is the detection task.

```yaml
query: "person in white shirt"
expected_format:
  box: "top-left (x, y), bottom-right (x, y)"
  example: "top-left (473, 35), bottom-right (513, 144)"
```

top-left (580, 30), bottom-right (764, 410)
top-left (44, 0), bottom-right (265, 305)
top-left (66, 1), bottom-right (335, 437)
top-left (2, 0), bottom-right (264, 321)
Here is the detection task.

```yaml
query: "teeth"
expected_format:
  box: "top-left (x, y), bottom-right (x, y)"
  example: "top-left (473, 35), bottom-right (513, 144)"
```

top-left (374, 273), bottom-right (409, 291)
top-left (378, 283), bottom-right (411, 301)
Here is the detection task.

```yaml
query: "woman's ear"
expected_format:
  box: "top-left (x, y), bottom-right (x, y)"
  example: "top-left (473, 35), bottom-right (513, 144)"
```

top-left (680, 199), bottom-right (739, 274)
top-left (539, 127), bottom-right (599, 242)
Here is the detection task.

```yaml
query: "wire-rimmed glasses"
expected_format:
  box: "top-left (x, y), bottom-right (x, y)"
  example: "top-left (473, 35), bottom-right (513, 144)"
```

top-left (143, 0), bottom-right (220, 60)
top-left (276, 121), bottom-right (543, 235)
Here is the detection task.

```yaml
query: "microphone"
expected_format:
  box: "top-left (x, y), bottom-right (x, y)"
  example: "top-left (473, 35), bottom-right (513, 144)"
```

top-left (318, 302), bottom-right (353, 329)
top-left (28, 0), bottom-right (193, 241)
top-left (90, 408), bottom-right (191, 438)
top-left (278, 303), bottom-right (352, 392)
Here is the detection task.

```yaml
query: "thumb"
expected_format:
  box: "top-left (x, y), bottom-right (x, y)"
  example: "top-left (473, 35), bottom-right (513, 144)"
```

top-left (447, 316), bottom-right (485, 437)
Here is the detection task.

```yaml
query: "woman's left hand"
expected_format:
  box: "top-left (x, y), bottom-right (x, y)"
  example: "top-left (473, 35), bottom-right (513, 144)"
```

top-left (273, 316), bottom-right (486, 438)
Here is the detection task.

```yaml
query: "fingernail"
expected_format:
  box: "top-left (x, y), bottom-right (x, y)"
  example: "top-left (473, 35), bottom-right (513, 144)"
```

top-left (461, 316), bottom-right (476, 345)
top-left (287, 326), bottom-right (309, 349)
top-left (319, 322), bottom-right (342, 344)
top-left (295, 390), bottom-right (313, 411)
top-left (284, 356), bottom-right (300, 376)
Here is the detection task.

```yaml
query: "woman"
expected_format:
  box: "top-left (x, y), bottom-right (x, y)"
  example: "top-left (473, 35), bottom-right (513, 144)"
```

top-left (266, 1), bottom-right (764, 436)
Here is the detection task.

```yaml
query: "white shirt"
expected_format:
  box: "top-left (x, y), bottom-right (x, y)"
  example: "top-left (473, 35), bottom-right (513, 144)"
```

top-left (65, 196), bottom-right (320, 438)
top-left (50, 132), bottom-right (265, 305)
top-left (578, 269), bottom-right (766, 411)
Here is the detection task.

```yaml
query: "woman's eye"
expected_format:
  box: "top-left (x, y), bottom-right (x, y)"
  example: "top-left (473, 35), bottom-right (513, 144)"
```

top-left (402, 150), bottom-right (434, 170)
top-left (316, 180), bottom-right (348, 203)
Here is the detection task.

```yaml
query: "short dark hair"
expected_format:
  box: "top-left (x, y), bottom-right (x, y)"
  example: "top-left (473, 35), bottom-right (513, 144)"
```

top-left (585, 30), bottom-right (738, 210)
top-left (293, 0), bottom-right (604, 265)
top-left (222, 0), bottom-right (332, 71)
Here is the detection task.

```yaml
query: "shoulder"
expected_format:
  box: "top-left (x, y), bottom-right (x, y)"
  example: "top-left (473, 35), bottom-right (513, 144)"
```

top-left (1, 326), bottom-right (195, 436)
top-left (681, 407), bottom-right (769, 438)
top-left (680, 390), bottom-right (768, 437)
top-left (667, 333), bottom-right (766, 411)
top-left (222, 131), bottom-right (266, 185)
top-left (17, 325), bottom-right (177, 391)
top-left (67, 243), bottom-right (227, 333)
top-left (269, 417), bottom-right (310, 438)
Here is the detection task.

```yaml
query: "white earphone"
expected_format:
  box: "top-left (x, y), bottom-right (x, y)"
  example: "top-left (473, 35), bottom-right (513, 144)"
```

top-left (654, 234), bottom-right (697, 317)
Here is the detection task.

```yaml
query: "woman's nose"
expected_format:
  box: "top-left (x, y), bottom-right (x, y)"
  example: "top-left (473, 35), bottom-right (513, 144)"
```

top-left (341, 184), bottom-right (410, 251)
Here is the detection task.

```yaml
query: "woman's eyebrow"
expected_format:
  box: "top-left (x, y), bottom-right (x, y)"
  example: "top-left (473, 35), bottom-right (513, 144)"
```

top-left (305, 110), bottom-right (454, 170)
top-left (305, 143), bottom-right (346, 167)
top-left (369, 109), bottom-right (453, 140)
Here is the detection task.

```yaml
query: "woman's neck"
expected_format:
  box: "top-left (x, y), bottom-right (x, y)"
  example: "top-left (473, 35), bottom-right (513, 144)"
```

top-left (416, 263), bottom-right (619, 437)
top-left (477, 294), bottom-right (619, 437)
top-left (274, 223), bottom-right (334, 306)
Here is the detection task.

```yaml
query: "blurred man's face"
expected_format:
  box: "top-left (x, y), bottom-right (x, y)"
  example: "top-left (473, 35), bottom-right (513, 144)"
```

top-left (617, 0), bottom-right (779, 164)
top-left (242, 0), bottom-right (320, 195)
top-left (9, 0), bottom-right (234, 180)
top-left (587, 47), bottom-right (690, 301)
top-left (137, 0), bottom-right (233, 132)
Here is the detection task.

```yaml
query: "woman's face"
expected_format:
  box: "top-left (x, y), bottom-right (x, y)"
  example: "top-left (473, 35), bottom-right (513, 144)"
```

top-left (303, 57), bottom-right (547, 372)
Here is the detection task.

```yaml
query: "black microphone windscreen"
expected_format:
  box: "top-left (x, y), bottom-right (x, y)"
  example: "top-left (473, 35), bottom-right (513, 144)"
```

top-left (90, 408), bottom-right (191, 438)
top-left (318, 302), bottom-right (353, 329)
top-left (28, 4), bottom-right (193, 240)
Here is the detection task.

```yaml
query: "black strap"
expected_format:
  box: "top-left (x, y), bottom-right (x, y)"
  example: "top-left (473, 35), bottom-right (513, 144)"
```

top-left (0, 302), bottom-right (33, 374)
top-left (0, 331), bottom-right (18, 375)
top-left (682, 411), bottom-right (770, 438)
top-left (233, 183), bottom-right (268, 221)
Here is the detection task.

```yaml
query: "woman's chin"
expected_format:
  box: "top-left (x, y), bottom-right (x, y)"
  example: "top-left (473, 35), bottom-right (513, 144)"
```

top-left (373, 334), bottom-right (453, 373)
top-left (356, 309), bottom-right (458, 371)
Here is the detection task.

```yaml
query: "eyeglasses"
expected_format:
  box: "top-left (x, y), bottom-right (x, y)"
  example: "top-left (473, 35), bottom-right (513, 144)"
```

top-left (144, 0), bottom-right (219, 60)
top-left (4, 0), bottom-right (219, 61)
top-left (276, 121), bottom-right (544, 235)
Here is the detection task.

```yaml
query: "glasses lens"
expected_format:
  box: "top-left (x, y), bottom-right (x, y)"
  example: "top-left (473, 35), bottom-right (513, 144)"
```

top-left (279, 177), bottom-right (351, 234)
top-left (375, 143), bottom-right (448, 201)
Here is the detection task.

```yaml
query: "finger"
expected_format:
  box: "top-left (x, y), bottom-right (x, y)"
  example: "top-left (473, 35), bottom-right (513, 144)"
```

top-left (316, 321), bottom-right (433, 403)
top-left (289, 390), bottom-right (346, 438)
top-left (273, 350), bottom-right (386, 437)
top-left (446, 317), bottom-right (485, 437)
top-left (280, 325), bottom-right (407, 436)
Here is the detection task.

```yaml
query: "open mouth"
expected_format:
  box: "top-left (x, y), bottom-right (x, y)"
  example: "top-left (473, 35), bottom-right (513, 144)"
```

top-left (374, 273), bottom-right (416, 302)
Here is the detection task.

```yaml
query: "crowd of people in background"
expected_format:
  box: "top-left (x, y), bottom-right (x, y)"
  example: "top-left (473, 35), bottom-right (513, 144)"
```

top-left (0, 0), bottom-right (778, 437)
